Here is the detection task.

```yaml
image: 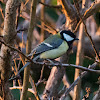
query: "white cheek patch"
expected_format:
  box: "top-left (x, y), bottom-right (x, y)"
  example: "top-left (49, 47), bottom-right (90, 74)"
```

top-left (63, 33), bottom-right (74, 41)
top-left (44, 43), bottom-right (53, 47)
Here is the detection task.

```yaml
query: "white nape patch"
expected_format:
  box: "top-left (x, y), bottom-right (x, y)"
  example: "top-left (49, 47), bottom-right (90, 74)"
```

top-left (63, 33), bottom-right (74, 41)
top-left (44, 43), bottom-right (53, 47)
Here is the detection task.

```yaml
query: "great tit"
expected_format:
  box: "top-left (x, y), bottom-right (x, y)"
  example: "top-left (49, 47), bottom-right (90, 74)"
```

top-left (18, 30), bottom-right (78, 74)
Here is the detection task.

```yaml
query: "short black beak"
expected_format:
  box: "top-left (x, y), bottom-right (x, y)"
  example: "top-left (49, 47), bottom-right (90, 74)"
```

top-left (75, 38), bottom-right (79, 40)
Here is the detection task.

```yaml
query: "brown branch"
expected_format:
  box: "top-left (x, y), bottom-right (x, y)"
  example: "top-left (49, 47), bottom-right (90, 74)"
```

top-left (62, 73), bottom-right (74, 98)
top-left (40, 0), bottom-right (45, 42)
top-left (0, 6), bottom-right (4, 19)
top-left (74, 0), bottom-right (100, 33)
top-left (20, 0), bottom-right (30, 13)
top-left (36, 16), bottom-right (58, 33)
top-left (42, 66), bottom-right (65, 99)
top-left (0, 40), bottom-right (33, 63)
top-left (0, 0), bottom-right (20, 99)
top-left (9, 60), bottom-right (100, 81)
top-left (36, 65), bottom-right (46, 86)
top-left (73, 0), bottom-right (100, 61)
top-left (20, 0), bottom-right (38, 99)
top-left (83, 0), bottom-right (100, 21)
top-left (29, 76), bottom-right (40, 100)
top-left (60, 62), bottom-right (98, 99)
top-left (36, 79), bottom-right (46, 87)
top-left (60, 0), bottom-right (77, 20)
top-left (39, 1), bottom-right (62, 9)
top-left (35, 62), bottom-right (100, 74)
top-left (40, 65), bottom-right (44, 80)
top-left (16, 3), bottom-right (21, 28)
top-left (9, 86), bottom-right (35, 94)
top-left (73, 1), bottom-right (86, 99)
top-left (13, 60), bottom-right (22, 87)
top-left (36, 24), bottom-right (54, 34)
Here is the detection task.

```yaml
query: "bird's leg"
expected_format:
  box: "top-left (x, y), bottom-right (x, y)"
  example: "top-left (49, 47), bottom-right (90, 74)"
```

top-left (43, 59), bottom-right (54, 69)
top-left (43, 59), bottom-right (62, 68)
top-left (53, 60), bottom-right (62, 68)
top-left (45, 59), bottom-right (54, 64)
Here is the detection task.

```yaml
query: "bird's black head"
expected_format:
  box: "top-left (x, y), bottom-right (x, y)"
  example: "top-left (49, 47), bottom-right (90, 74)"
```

top-left (60, 30), bottom-right (78, 46)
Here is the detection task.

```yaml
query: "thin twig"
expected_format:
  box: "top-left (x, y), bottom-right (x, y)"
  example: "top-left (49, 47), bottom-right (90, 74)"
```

top-left (36, 65), bottom-right (46, 86)
top-left (16, 3), bottom-right (21, 28)
top-left (36, 24), bottom-right (54, 34)
top-left (9, 86), bottom-right (35, 94)
top-left (29, 76), bottom-right (40, 100)
top-left (0, 6), bottom-right (4, 19)
top-left (39, 1), bottom-right (62, 9)
top-left (73, 0), bottom-right (100, 33)
top-left (20, 0), bottom-right (37, 99)
top-left (36, 79), bottom-right (46, 87)
top-left (0, 40), bottom-right (33, 63)
top-left (36, 16), bottom-right (58, 33)
top-left (20, 0), bottom-right (30, 13)
top-left (40, 65), bottom-right (44, 80)
top-left (34, 61), bottom-right (100, 74)
top-left (13, 59), bottom-right (22, 86)
top-left (60, 62), bottom-right (98, 100)
top-left (73, 0), bottom-right (100, 61)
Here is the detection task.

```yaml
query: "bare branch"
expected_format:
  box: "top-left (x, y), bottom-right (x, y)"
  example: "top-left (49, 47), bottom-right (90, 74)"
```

top-left (33, 61), bottom-right (100, 74)
top-left (73, 0), bottom-right (100, 61)
top-left (29, 76), bottom-right (40, 100)
top-left (0, 40), bottom-right (33, 63)
top-left (74, 0), bottom-right (100, 32)
top-left (9, 86), bottom-right (35, 94)
top-left (39, 1), bottom-right (62, 9)
top-left (0, 0), bottom-right (20, 99)
top-left (60, 62), bottom-right (98, 99)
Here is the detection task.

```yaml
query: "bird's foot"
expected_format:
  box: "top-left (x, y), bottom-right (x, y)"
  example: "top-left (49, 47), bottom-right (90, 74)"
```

top-left (43, 59), bottom-right (54, 69)
top-left (45, 59), bottom-right (54, 64)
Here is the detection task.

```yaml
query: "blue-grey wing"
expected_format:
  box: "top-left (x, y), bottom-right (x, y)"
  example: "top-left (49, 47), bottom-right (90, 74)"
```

top-left (28, 35), bottom-right (63, 57)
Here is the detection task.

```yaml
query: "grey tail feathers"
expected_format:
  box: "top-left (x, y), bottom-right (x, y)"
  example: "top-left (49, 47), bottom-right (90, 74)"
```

top-left (17, 55), bottom-right (40, 75)
top-left (33, 55), bottom-right (40, 61)
top-left (18, 62), bottom-right (31, 75)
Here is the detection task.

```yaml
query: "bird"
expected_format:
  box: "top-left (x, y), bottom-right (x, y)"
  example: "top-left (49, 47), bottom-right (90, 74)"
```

top-left (17, 30), bottom-right (79, 75)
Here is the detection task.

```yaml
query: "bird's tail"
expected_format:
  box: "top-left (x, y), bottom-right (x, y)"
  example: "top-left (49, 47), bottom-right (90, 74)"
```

top-left (18, 62), bottom-right (31, 75)
top-left (17, 55), bottom-right (40, 75)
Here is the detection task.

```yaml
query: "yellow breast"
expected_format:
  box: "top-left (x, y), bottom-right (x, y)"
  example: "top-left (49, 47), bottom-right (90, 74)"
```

top-left (40, 41), bottom-right (69, 59)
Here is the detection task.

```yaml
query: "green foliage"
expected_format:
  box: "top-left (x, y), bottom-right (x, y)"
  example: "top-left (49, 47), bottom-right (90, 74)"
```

top-left (0, 1), bottom-right (6, 9)
top-left (11, 89), bottom-right (20, 100)
top-left (51, 0), bottom-right (57, 5)
top-left (95, 12), bottom-right (100, 26)
top-left (45, 8), bottom-right (58, 21)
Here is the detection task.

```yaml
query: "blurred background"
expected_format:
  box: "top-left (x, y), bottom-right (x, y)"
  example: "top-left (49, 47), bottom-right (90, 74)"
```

top-left (0, 0), bottom-right (100, 100)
